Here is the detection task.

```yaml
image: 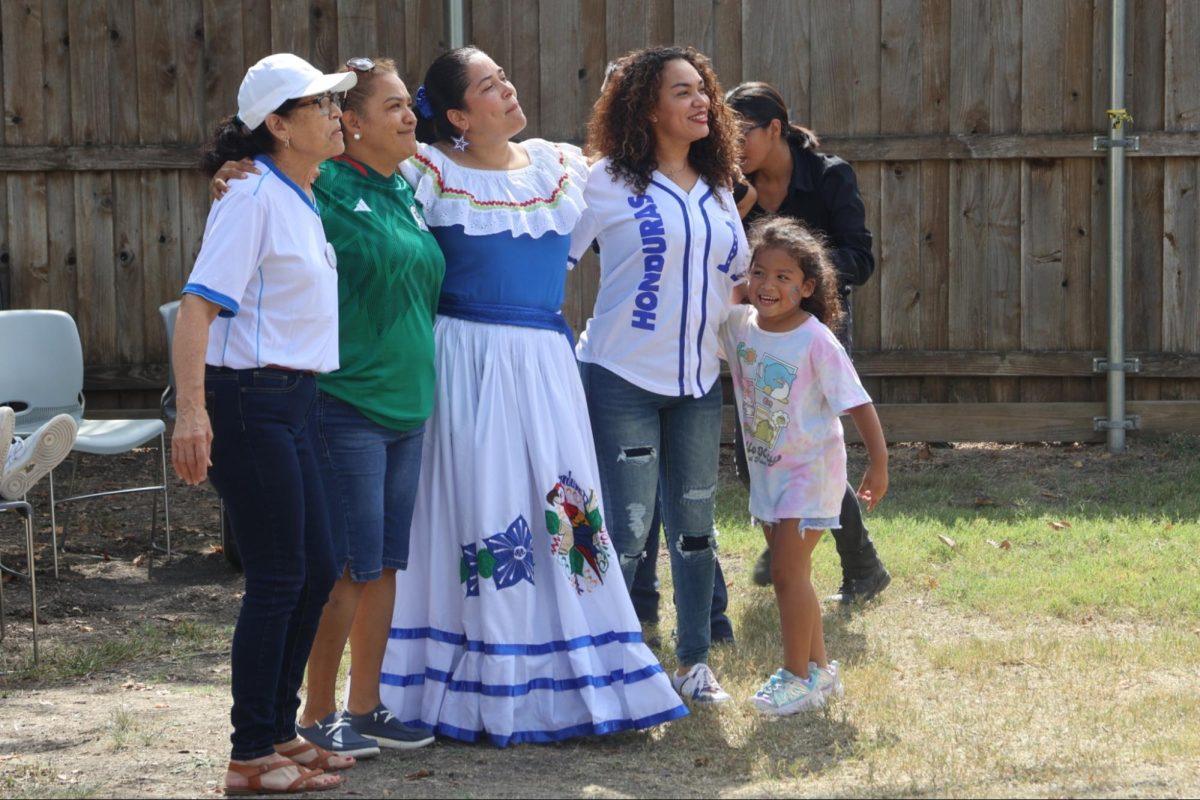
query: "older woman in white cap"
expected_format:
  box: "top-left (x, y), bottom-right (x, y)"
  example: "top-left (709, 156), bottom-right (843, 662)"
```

top-left (171, 53), bottom-right (357, 795)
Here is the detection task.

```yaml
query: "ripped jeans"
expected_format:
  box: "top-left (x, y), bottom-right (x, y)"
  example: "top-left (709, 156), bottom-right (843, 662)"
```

top-left (579, 362), bottom-right (722, 667)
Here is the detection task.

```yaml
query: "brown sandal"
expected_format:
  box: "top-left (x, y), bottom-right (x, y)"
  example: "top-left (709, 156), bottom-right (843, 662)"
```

top-left (224, 759), bottom-right (341, 795)
top-left (275, 739), bottom-right (356, 771)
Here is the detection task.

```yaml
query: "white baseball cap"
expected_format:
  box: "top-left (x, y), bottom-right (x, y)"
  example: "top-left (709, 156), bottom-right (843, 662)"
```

top-left (236, 53), bottom-right (358, 131)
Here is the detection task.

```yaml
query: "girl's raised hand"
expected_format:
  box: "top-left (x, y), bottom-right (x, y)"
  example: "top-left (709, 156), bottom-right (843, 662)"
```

top-left (209, 158), bottom-right (260, 201)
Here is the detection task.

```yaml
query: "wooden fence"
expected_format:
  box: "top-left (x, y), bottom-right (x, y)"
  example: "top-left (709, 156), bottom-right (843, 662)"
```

top-left (2, 0), bottom-right (1199, 442)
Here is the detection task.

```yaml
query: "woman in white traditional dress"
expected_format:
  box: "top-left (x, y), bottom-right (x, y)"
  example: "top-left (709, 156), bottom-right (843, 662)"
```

top-left (378, 46), bottom-right (688, 747)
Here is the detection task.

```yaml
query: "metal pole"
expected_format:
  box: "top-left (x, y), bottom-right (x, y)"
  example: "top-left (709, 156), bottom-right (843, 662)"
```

top-left (1106, 0), bottom-right (1128, 453)
top-left (445, 0), bottom-right (465, 49)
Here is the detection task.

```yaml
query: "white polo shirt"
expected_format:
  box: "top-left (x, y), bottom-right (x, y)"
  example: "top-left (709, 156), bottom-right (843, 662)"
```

top-left (570, 158), bottom-right (749, 398)
top-left (183, 156), bottom-right (339, 373)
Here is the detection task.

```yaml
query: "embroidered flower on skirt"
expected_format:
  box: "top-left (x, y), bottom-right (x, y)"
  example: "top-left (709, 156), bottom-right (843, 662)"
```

top-left (484, 515), bottom-right (536, 590)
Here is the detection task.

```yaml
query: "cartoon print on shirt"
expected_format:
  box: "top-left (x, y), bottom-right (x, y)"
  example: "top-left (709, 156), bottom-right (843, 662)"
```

top-left (737, 343), bottom-right (798, 461)
top-left (756, 354), bottom-right (798, 402)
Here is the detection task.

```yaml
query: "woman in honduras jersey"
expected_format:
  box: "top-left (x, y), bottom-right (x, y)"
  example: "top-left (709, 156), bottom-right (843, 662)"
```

top-left (571, 46), bottom-right (751, 706)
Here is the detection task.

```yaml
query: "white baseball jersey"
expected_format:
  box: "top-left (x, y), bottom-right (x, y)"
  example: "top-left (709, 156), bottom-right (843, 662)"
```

top-left (570, 158), bottom-right (750, 398)
top-left (183, 156), bottom-right (340, 373)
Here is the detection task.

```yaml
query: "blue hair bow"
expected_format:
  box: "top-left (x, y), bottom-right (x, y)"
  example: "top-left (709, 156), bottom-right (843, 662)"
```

top-left (414, 85), bottom-right (434, 120)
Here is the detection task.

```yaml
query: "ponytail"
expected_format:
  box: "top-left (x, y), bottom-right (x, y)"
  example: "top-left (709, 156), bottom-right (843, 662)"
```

top-left (199, 100), bottom-right (299, 176)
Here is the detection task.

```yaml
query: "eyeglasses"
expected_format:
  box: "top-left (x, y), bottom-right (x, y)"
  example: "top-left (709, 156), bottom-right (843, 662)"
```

top-left (294, 92), bottom-right (340, 116)
top-left (345, 57), bottom-right (376, 72)
top-left (738, 121), bottom-right (768, 139)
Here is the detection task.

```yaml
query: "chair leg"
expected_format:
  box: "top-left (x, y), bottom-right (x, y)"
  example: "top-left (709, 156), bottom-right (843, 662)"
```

top-left (160, 431), bottom-right (171, 557)
top-left (48, 469), bottom-right (59, 579)
top-left (25, 506), bottom-right (37, 665)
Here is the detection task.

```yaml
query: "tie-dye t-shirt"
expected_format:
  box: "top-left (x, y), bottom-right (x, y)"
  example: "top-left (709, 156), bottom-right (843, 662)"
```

top-left (719, 305), bottom-right (872, 524)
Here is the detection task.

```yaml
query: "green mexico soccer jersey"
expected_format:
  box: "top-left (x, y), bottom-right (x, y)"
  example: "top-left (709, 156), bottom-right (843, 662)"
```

top-left (315, 156), bottom-right (446, 431)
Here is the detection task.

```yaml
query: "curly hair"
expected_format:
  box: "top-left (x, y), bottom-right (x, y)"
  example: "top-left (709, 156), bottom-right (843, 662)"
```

top-left (586, 46), bottom-right (740, 196)
top-left (747, 216), bottom-right (845, 334)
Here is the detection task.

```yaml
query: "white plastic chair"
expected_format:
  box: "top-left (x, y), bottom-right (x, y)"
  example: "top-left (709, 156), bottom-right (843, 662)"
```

top-left (0, 309), bottom-right (170, 575)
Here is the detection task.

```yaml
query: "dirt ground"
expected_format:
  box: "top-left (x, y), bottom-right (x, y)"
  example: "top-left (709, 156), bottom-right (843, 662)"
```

top-left (3, 449), bottom-right (737, 799)
top-left (1, 441), bottom-right (1196, 798)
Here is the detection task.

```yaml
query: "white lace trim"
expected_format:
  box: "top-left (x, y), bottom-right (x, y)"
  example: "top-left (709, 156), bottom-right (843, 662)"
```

top-left (400, 139), bottom-right (588, 239)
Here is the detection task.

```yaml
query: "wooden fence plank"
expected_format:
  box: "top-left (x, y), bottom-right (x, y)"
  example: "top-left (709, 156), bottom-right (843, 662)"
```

top-left (537, 0), bottom-right (582, 143)
top-left (741, 0), bottom-right (806, 121)
top-left (44, 174), bottom-right (75, 316)
top-left (1163, 0), bottom-right (1200, 356)
top-left (6, 175), bottom-right (51, 310)
top-left (241, 0), bottom-right (272, 67)
top-left (42, 0), bottom-right (71, 148)
top-left (469, 0), bottom-right (511, 77)
top-left (878, 0), bottom-right (921, 404)
top-left (508, 2), bottom-right (539, 135)
top-left (312, 0), bottom-right (339, 69)
top-left (710, 0), bottom-right (741, 88)
top-left (673, 0), bottom-right (713, 56)
top-left (271, 0), bottom-right (311, 55)
top-left (404, 0), bottom-right (443, 95)
top-left (2, 0), bottom-right (45, 145)
top-left (171, 0), bottom-right (205, 144)
top-left (605, 0), bottom-right (646, 58)
top-left (202, 0), bottom-right (244, 129)
top-left (1128, 0), bottom-right (1164, 402)
top-left (337, 0), bottom-right (379, 63)
top-left (373, 0), bottom-right (407, 72)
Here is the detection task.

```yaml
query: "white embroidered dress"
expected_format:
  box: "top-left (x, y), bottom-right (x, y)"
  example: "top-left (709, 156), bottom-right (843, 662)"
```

top-left (379, 140), bottom-right (688, 746)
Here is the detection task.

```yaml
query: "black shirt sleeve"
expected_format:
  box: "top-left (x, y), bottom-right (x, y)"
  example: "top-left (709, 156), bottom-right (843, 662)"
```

top-left (818, 157), bottom-right (875, 289)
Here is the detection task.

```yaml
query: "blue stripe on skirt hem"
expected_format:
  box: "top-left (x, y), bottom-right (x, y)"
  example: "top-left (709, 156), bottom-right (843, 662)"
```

top-left (381, 662), bottom-right (666, 695)
top-left (388, 625), bottom-right (646, 654)
top-left (399, 703), bottom-right (690, 747)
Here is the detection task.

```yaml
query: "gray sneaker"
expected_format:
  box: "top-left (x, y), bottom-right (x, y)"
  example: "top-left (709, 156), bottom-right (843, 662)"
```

top-left (345, 704), bottom-right (434, 750)
top-left (297, 711), bottom-right (380, 758)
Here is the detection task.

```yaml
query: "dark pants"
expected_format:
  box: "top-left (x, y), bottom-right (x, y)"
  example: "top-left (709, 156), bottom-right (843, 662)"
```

top-left (629, 492), bottom-right (735, 643)
top-left (733, 423), bottom-right (882, 580)
top-left (205, 367), bottom-right (338, 761)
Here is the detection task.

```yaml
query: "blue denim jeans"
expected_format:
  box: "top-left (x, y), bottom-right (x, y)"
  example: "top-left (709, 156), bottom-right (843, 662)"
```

top-left (630, 493), bottom-right (735, 644)
top-left (315, 391), bottom-right (425, 582)
top-left (579, 362), bottom-right (722, 667)
top-left (205, 367), bottom-right (338, 761)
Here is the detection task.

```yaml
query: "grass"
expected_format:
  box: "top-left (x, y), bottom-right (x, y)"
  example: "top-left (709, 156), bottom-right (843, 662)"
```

top-left (1, 619), bottom-right (230, 684)
top-left (651, 435), bottom-right (1200, 796)
top-left (3, 436), bottom-right (1199, 797)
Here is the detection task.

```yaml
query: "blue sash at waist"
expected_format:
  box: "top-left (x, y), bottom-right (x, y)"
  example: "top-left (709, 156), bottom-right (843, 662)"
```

top-left (437, 298), bottom-right (575, 347)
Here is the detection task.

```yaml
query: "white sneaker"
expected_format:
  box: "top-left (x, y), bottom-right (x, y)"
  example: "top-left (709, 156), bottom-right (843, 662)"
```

top-left (1, 414), bottom-right (77, 500)
top-left (0, 407), bottom-right (13, 469)
top-left (671, 662), bottom-right (731, 705)
top-left (811, 660), bottom-right (844, 702)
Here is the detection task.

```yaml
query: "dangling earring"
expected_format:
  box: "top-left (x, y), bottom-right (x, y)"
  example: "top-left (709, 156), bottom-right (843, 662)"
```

top-left (451, 132), bottom-right (469, 152)
top-left (353, 132), bottom-right (362, 140)
top-left (285, 138), bottom-right (291, 149)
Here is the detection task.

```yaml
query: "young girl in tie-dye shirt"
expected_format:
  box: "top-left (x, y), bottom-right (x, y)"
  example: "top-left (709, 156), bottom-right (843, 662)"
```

top-left (719, 216), bottom-right (889, 716)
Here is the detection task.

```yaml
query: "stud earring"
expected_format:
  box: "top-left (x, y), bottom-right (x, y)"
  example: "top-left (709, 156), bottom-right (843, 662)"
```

top-left (451, 133), bottom-right (469, 152)
top-left (353, 132), bottom-right (362, 140)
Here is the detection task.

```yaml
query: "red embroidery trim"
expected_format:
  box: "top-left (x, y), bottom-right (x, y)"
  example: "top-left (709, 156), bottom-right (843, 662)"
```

top-left (413, 149), bottom-right (571, 209)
